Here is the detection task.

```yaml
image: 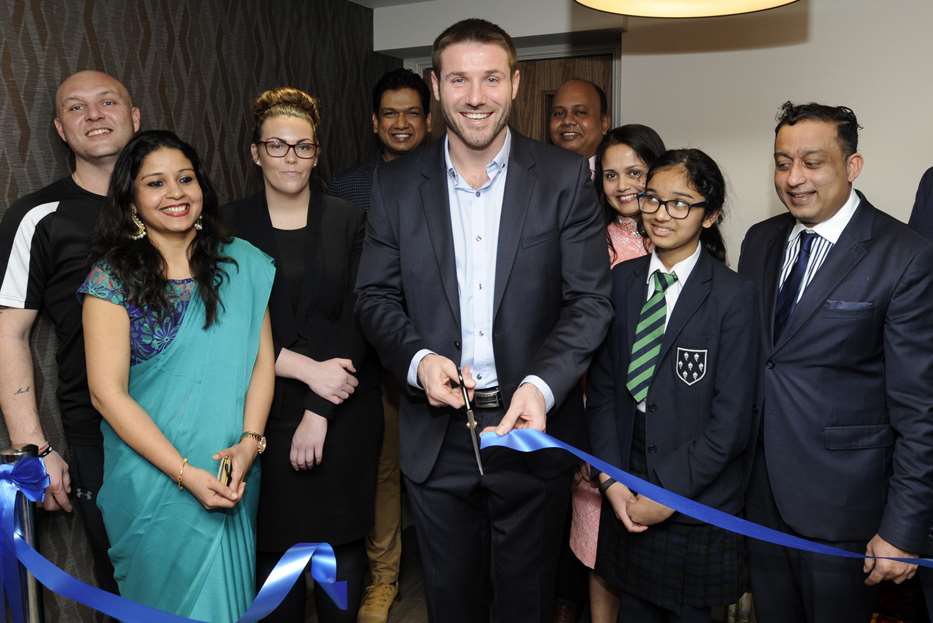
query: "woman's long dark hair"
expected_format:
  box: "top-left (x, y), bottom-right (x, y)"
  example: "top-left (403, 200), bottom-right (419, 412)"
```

top-left (645, 148), bottom-right (727, 263)
top-left (91, 130), bottom-right (234, 327)
top-left (594, 125), bottom-right (666, 257)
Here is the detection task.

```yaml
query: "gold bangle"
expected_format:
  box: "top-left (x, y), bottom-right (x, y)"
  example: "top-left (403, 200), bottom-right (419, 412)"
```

top-left (176, 457), bottom-right (189, 490)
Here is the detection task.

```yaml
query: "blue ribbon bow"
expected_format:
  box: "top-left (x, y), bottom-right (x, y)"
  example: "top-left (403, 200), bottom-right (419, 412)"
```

top-left (1, 456), bottom-right (347, 622)
top-left (1, 456), bottom-right (49, 622)
top-left (481, 429), bottom-right (933, 568)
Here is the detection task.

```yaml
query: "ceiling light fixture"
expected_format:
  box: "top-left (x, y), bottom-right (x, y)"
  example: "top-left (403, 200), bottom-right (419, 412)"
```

top-left (575, 0), bottom-right (798, 18)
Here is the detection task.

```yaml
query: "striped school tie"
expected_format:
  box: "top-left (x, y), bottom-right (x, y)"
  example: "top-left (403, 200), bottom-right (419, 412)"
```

top-left (626, 270), bottom-right (678, 403)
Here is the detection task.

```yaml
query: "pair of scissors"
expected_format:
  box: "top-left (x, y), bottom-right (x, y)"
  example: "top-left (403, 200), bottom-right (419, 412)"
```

top-left (457, 368), bottom-right (485, 476)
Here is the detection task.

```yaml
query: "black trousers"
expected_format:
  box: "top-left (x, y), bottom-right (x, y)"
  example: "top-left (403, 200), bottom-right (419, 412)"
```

top-left (405, 410), bottom-right (573, 623)
top-left (617, 590), bottom-right (710, 623)
top-left (746, 450), bottom-right (877, 623)
top-left (257, 539), bottom-right (368, 622)
top-left (66, 443), bottom-right (119, 595)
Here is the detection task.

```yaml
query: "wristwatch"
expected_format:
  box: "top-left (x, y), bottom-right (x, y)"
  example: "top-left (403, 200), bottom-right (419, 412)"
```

top-left (240, 431), bottom-right (267, 454)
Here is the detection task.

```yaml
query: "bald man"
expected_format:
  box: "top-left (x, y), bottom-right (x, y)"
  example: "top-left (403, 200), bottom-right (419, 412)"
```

top-left (0, 70), bottom-right (139, 593)
top-left (549, 79), bottom-right (610, 176)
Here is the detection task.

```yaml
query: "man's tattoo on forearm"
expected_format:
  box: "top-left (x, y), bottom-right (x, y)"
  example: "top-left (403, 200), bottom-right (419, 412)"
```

top-left (14, 385), bottom-right (31, 395)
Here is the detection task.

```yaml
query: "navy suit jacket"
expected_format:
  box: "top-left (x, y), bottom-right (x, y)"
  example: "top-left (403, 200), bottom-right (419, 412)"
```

top-left (354, 132), bottom-right (613, 483)
top-left (738, 193), bottom-right (933, 552)
top-left (908, 167), bottom-right (933, 240)
top-left (587, 249), bottom-right (759, 519)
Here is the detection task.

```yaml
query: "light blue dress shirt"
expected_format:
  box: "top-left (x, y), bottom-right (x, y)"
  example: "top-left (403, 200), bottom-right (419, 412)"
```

top-left (407, 130), bottom-right (555, 411)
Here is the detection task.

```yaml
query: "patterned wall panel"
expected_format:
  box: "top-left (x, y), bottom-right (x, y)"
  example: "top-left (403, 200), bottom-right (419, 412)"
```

top-left (0, 1), bottom-right (398, 619)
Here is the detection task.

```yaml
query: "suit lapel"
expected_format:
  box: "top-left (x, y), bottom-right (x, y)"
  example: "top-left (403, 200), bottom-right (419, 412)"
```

top-left (761, 216), bottom-right (794, 348)
top-left (773, 199), bottom-right (873, 350)
top-left (658, 250), bottom-right (712, 364)
top-left (419, 141), bottom-right (461, 327)
top-left (624, 258), bottom-right (651, 362)
top-left (493, 134), bottom-right (536, 320)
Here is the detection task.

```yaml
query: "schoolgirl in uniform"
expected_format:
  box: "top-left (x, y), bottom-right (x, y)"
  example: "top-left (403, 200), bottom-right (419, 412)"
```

top-left (586, 149), bottom-right (759, 622)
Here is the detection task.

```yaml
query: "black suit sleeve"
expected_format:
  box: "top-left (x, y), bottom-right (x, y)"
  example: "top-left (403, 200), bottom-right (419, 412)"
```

top-left (908, 167), bottom-right (933, 240)
top-left (354, 167), bottom-right (428, 385)
top-left (527, 159), bottom-right (613, 407)
top-left (653, 279), bottom-right (759, 500)
top-left (585, 303), bottom-right (624, 467)
top-left (877, 243), bottom-right (933, 552)
top-left (303, 207), bottom-right (369, 420)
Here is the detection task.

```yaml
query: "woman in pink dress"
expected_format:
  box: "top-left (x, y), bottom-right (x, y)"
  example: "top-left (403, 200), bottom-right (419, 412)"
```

top-left (570, 124), bottom-right (665, 623)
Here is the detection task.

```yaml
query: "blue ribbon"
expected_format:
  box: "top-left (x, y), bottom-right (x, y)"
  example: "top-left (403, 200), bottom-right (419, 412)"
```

top-left (481, 429), bottom-right (933, 568)
top-left (1, 456), bottom-right (347, 622)
top-left (0, 456), bottom-right (48, 622)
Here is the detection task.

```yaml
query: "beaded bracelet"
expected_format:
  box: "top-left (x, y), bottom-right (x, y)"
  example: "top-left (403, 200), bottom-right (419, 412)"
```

top-left (176, 457), bottom-right (189, 490)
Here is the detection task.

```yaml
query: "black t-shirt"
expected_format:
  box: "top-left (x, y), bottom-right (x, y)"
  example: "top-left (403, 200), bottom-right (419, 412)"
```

top-left (0, 176), bottom-right (103, 446)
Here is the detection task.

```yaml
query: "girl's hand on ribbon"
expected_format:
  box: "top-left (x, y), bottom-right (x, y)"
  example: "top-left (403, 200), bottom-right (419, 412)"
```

top-left (603, 478), bottom-right (647, 533)
top-left (626, 494), bottom-right (675, 526)
top-left (290, 410), bottom-right (328, 470)
top-left (184, 466), bottom-right (240, 509)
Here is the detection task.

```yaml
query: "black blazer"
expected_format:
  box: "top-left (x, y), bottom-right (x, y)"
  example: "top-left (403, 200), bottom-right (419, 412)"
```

top-left (908, 167), bottom-right (933, 240)
top-left (738, 194), bottom-right (933, 553)
top-left (587, 249), bottom-right (759, 518)
top-left (224, 191), bottom-right (379, 419)
top-left (355, 132), bottom-right (613, 483)
top-left (224, 191), bottom-right (383, 548)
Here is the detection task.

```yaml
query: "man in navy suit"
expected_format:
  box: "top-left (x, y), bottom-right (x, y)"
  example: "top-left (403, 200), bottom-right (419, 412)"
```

top-left (908, 166), bottom-right (933, 240)
top-left (739, 102), bottom-right (933, 622)
top-left (355, 18), bottom-right (612, 623)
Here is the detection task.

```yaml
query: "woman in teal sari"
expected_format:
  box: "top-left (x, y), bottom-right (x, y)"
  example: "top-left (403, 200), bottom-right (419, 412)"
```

top-left (80, 130), bottom-right (275, 621)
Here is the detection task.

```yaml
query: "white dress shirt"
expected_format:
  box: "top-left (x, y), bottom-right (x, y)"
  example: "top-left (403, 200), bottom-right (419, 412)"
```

top-left (407, 130), bottom-right (555, 410)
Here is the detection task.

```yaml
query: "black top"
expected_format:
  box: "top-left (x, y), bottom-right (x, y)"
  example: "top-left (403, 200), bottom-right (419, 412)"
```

top-left (224, 191), bottom-right (383, 549)
top-left (272, 226), bottom-right (308, 313)
top-left (0, 177), bottom-right (103, 446)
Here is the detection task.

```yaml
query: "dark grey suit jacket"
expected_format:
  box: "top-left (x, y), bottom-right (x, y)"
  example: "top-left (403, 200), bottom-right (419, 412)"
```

top-left (355, 132), bottom-right (613, 483)
top-left (909, 167), bottom-right (933, 241)
top-left (738, 193), bottom-right (933, 552)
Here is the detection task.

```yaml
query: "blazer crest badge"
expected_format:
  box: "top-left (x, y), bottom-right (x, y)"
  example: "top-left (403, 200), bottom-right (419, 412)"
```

top-left (675, 347), bottom-right (707, 386)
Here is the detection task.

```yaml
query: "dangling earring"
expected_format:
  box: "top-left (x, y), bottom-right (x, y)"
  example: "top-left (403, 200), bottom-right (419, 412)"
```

top-left (130, 207), bottom-right (147, 240)
top-left (194, 215), bottom-right (204, 231)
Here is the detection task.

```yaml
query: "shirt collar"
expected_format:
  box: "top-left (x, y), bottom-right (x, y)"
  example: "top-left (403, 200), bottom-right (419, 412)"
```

top-left (646, 241), bottom-right (703, 288)
top-left (788, 188), bottom-right (860, 245)
top-left (444, 129), bottom-right (511, 188)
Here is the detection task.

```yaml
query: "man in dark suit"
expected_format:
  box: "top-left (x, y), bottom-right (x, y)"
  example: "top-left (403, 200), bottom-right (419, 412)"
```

top-left (355, 18), bottom-right (612, 623)
top-left (908, 166), bottom-right (933, 240)
top-left (739, 101), bottom-right (933, 622)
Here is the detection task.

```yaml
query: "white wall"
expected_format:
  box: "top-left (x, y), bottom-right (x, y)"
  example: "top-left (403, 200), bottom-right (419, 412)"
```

top-left (619, 0), bottom-right (933, 261)
top-left (372, 0), bottom-right (624, 53)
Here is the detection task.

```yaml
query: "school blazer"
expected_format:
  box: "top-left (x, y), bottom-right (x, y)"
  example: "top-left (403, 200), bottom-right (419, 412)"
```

top-left (587, 248), bottom-right (760, 518)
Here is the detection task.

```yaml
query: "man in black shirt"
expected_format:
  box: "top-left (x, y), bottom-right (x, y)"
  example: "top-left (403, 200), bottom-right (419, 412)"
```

top-left (0, 69), bottom-right (139, 592)
top-left (331, 68), bottom-right (431, 623)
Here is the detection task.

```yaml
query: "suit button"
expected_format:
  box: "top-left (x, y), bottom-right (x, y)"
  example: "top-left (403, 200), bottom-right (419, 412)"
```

top-left (647, 403), bottom-right (657, 413)
top-left (647, 444), bottom-right (658, 454)
top-left (766, 360), bottom-right (774, 369)
top-left (454, 340), bottom-right (461, 350)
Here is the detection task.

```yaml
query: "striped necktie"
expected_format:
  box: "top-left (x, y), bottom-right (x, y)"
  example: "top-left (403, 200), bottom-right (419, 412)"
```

top-left (626, 270), bottom-right (678, 403)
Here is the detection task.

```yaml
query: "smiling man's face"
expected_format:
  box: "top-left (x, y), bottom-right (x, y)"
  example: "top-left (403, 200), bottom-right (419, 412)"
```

top-left (54, 70), bottom-right (140, 165)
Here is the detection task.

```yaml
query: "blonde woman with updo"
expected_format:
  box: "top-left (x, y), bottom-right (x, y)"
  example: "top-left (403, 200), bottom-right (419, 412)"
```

top-left (225, 87), bottom-right (383, 622)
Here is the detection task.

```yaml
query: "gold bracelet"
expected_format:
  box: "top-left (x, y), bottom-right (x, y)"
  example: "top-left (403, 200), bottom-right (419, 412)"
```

top-left (176, 457), bottom-right (189, 490)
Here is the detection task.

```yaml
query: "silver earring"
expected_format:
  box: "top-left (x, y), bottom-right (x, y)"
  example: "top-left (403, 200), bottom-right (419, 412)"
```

top-left (130, 208), bottom-right (147, 240)
top-left (194, 215), bottom-right (204, 231)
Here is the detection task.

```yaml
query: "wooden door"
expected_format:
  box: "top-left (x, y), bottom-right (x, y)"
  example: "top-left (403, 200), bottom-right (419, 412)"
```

top-left (423, 54), bottom-right (614, 143)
